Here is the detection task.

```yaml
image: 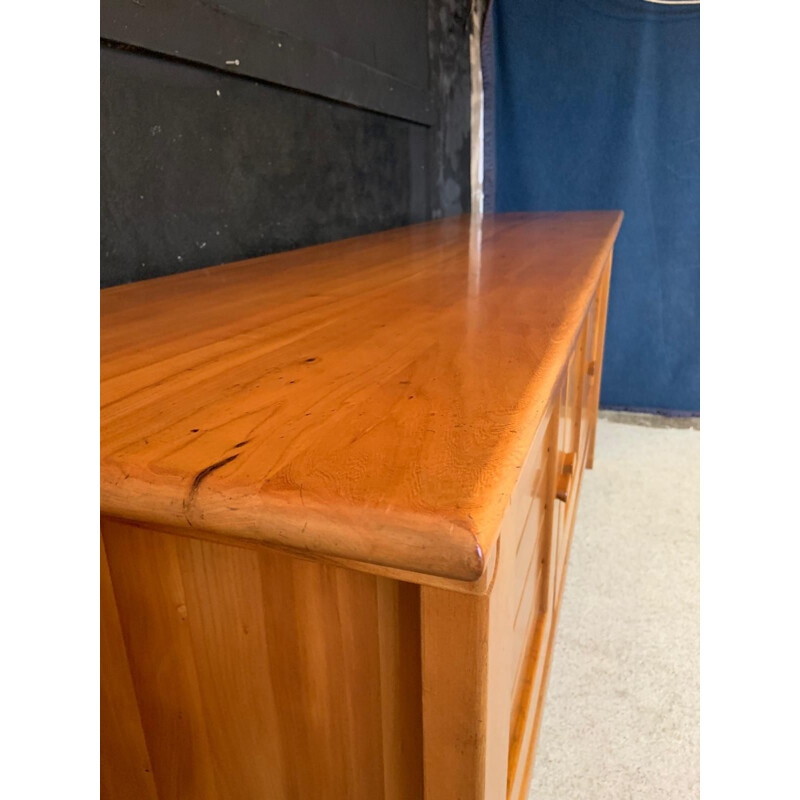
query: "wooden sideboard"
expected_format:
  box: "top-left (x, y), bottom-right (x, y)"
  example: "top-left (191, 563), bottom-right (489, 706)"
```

top-left (101, 211), bottom-right (622, 800)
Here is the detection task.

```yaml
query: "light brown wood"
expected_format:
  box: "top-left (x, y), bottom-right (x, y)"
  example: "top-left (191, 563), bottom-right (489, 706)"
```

top-left (376, 579), bottom-right (425, 800)
top-left (506, 399), bottom-right (559, 800)
top-left (100, 536), bottom-right (158, 800)
top-left (586, 253), bottom-right (613, 469)
top-left (101, 212), bottom-right (622, 581)
top-left (101, 516), bottom-right (423, 800)
top-left (507, 260), bottom-right (614, 797)
top-left (100, 215), bottom-right (621, 800)
top-left (420, 521), bottom-right (516, 800)
top-left (512, 426), bottom-right (596, 798)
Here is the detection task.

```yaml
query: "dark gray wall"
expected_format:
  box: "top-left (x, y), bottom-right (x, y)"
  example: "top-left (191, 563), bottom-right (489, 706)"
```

top-left (100, 0), bottom-right (471, 287)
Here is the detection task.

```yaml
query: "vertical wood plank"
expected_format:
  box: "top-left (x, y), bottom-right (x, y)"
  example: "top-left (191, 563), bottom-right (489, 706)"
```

top-left (376, 579), bottom-right (424, 800)
top-left (173, 537), bottom-right (289, 798)
top-left (102, 519), bottom-right (219, 800)
top-left (420, 530), bottom-right (515, 800)
top-left (100, 535), bottom-right (159, 800)
top-left (255, 550), bottom-right (388, 799)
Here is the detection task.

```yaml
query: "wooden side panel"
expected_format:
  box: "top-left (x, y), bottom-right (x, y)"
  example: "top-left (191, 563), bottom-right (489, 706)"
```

top-left (100, 517), bottom-right (423, 800)
top-left (102, 522), bottom-right (221, 800)
top-left (175, 538), bottom-right (290, 798)
top-left (255, 547), bottom-right (387, 797)
top-left (100, 537), bottom-right (159, 800)
top-left (420, 529), bottom-right (516, 800)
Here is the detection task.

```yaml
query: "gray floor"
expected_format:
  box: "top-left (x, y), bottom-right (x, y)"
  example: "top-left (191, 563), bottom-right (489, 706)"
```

top-left (528, 415), bottom-right (700, 799)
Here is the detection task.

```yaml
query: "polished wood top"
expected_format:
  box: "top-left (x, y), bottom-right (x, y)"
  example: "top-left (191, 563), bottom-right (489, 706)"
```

top-left (101, 212), bottom-right (622, 580)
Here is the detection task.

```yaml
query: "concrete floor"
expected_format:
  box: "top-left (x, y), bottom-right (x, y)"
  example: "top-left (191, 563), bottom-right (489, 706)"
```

top-left (528, 414), bottom-right (700, 799)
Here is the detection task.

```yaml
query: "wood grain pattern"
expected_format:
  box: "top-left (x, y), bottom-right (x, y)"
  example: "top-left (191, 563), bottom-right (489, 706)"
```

top-left (507, 399), bottom-right (561, 800)
top-left (100, 536), bottom-right (158, 800)
top-left (101, 212), bottom-right (622, 581)
top-left (101, 517), bottom-right (423, 800)
top-left (100, 217), bottom-right (621, 800)
top-left (511, 435), bottom-right (595, 799)
top-left (376, 580), bottom-right (425, 800)
top-left (420, 527), bottom-right (516, 800)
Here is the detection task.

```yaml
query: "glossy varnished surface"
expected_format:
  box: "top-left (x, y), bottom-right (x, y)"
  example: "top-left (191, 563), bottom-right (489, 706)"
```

top-left (101, 212), bottom-right (622, 580)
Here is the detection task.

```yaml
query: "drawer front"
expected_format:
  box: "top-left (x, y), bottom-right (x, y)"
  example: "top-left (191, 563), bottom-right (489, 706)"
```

top-left (579, 297), bottom-right (601, 457)
top-left (508, 408), bottom-right (551, 542)
top-left (513, 479), bottom-right (547, 605)
top-left (580, 364), bottom-right (595, 457)
top-left (585, 292), bottom-right (598, 366)
top-left (558, 358), bottom-right (575, 455)
top-left (553, 450), bottom-right (576, 593)
top-left (511, 512), bottom-right (545, 686)
top-left (507, 400), bottom-right (583, 800)
top-left (507, 604), bottom-right (552, 800)
top-left (559, 330), bottom-right (586, 458)
top-left (509, 404), bottom-right (557, 630)
top-left (507, 401), bottom-right (559, 738)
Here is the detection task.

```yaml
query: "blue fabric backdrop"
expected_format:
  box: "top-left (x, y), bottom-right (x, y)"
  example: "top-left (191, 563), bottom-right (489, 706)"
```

top-left (490, 0), bottom-right (699, 412)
